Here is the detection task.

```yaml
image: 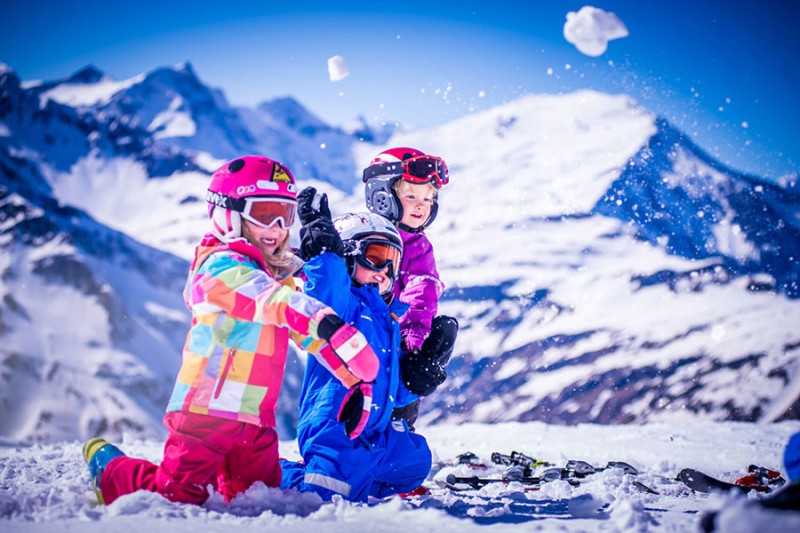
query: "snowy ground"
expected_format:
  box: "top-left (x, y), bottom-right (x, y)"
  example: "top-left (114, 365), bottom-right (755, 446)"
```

top-left (2, 420), bottom-right (800, 532)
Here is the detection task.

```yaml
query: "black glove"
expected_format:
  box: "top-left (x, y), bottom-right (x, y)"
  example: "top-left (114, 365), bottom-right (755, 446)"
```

top-left (391, 400), bottom-right (420, 432)
top-left (425, 315), bottom-right (459, 366)
top-left (400, 315), bottom-right (459, 396)
top-left (297, 187), bottom-right (344, 260)
top-left (300, 219), bottom-right (344, 260)
top-left (400, 350), bottom-right (446, 396)
top-left (297, 186), bottom-right (332, 225)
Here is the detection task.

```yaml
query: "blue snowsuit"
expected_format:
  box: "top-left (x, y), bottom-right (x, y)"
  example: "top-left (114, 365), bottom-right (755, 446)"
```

top-left (281, 252), bottom-right (432, 502)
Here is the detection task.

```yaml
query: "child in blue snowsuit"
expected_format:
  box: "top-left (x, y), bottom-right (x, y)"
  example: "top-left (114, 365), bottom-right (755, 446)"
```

top-left (281, 188), bottom-right (432, 502)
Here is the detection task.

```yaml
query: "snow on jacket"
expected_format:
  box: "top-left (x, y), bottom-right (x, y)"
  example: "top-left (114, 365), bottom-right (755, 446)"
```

top-left (392, 228), bottom-right (444, 351)
top-left (297, 252), bottom-right (417, 438)
top-left (166, 233), bottom-right (332, 428)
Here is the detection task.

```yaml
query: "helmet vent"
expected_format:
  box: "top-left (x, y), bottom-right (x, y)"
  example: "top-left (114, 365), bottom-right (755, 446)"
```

top-left (228, 159), bottom-right (245, 172)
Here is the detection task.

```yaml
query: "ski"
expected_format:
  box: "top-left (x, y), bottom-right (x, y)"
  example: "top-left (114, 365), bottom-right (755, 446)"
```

top-left (453, 451), bottom-right (488, 469)
top-left (439, 471), bottom-right (579, 491)
top-left (430, 451), bottom-right (488, 476)
top-left (678, 466), bottom-right (785, 494)
top-left (437, 458), bottom-right (656, 493)
top-left (491, 451), bottom-right (553, 472)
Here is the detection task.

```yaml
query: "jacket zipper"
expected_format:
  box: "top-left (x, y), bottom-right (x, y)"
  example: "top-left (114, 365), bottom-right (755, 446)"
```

top-left (214, 347), bottom-right (236, 399)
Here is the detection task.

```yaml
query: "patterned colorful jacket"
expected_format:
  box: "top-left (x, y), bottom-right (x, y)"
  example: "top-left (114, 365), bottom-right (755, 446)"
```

top-left (166, 233), bottom-right (336, 428)
top-left (391, 228), bottom-right (444, 351)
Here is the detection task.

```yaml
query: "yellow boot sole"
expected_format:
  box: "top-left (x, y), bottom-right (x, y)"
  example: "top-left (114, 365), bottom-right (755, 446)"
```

top-left (83, 437), bottom-right (110, 504)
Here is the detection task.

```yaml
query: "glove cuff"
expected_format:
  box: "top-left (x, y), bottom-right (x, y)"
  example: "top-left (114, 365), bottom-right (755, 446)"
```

top-left (318, 314), bottom-right (345, 340)
top-left (403, 334), bottom-right (426, 352)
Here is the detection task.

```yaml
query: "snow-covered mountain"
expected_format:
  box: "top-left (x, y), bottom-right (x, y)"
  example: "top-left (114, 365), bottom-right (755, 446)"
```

top-left (0, 148), bottom-right (187, 443)
top-left (596, 118), bottom-right (800, 297)
top-left (384, 92), bottom-right (800, 427)
top-left (0, 62), bottom-right (379, 444)
top-left (1, 62), bottom-right (798, 445)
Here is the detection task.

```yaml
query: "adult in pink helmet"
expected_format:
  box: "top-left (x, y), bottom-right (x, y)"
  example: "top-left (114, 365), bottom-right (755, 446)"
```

top-left (363, 147), bottom-right (459, 432)
top-left (83, 155), bottom-right (381, 507)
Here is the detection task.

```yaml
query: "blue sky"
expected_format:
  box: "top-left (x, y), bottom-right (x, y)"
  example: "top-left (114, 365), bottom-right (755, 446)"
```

top-left (1, 0), bottom-right (798, 180)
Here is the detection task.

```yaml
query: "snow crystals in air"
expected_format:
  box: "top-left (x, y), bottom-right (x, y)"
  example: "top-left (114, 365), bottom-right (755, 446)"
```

top-left (563, 6), bottom-right (629, 57)
top-left (327, 55), bottom-right (349, 82)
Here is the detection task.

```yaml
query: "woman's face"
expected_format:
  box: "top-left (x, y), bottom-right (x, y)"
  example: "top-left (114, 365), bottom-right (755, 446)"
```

top-left (242, 219), bottom-right (288, 258)
top-left (395, 180), bottom-right (435, 229)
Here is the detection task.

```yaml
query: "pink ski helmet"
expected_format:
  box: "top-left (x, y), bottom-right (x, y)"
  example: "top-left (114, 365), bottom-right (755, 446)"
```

top-left (206, 155), bottom-right (298, 241)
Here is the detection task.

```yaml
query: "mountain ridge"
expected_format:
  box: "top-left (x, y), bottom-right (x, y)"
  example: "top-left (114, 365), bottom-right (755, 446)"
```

top-left (1, 62), bottom-right (798, 444)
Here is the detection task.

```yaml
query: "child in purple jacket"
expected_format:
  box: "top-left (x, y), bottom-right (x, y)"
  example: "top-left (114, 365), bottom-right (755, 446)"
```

top-left (362, 147), bottom-right (459, 430)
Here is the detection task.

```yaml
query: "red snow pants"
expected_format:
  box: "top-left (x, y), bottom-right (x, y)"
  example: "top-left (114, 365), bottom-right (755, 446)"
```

top-left (100, 411), bottom-right (281, 505)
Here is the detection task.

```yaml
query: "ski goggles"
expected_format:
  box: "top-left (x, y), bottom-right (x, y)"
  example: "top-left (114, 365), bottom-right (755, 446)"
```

top-left (363, 155), bottom-right (449, 188)
top-left (354, 239), bottom-right (401, 277)
top-left (240, 197), bottom-right (297, 229)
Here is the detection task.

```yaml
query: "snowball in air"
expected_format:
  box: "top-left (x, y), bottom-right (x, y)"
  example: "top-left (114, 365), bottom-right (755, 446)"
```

top-left (327, 55), bottom-right (349, 82)
top-left (564, 6), bottom-right (629, 57)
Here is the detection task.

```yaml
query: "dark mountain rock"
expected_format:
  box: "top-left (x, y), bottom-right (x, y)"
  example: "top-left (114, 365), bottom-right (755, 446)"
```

top-left (594, 118), bottom-right (800, 297)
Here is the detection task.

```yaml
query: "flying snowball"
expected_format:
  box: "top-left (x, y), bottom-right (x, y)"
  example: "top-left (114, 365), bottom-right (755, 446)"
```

top-left (564, 6), bottom-right (629, 57)
top-left (327, 55), bottom-right (349, 82)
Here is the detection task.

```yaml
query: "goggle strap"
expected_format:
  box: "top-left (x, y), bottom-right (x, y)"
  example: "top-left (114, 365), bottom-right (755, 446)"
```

top-left (207, 191), bottom-right (246, 212)
top-left (363, 162), bottom-right (403, 182)
top-left (207, 192), bottom-right (296, 215)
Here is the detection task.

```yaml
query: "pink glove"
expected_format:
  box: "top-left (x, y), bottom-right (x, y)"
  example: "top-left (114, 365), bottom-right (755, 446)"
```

top-left (337, 382), bottom-right (373, 439)
top-left (316, 315), bottom-right (379, 388)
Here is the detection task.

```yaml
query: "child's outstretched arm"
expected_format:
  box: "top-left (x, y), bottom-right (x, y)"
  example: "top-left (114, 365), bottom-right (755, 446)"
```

top-left (190, 253), bottom-right (377, 391)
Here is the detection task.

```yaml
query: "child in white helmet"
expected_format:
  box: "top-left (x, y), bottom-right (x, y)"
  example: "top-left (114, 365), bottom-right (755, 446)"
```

top-left (281, 187), bottom-right (431, 502)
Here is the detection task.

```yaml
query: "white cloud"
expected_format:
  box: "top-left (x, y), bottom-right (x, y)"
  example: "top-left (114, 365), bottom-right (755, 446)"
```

top-left (327, 55), bottom-right (349, 82)
top-left (564, 5), bottom-right (629, 57)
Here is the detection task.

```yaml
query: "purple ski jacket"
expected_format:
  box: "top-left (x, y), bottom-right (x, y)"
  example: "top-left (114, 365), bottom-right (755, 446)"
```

top-left (392, 228), bottom-right (444, 351)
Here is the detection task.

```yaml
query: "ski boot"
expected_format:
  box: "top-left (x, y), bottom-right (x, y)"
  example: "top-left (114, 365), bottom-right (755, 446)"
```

top-left (398, 485), bottom-right (432, 498)
top-left (734, 464), bottom-right (786, 492)
top-left (83, 437), bottom-right (125, 504)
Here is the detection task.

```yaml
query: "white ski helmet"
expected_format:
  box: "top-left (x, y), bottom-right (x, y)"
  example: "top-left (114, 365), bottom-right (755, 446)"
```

top-left (334, 212), bottom-right (403, 294)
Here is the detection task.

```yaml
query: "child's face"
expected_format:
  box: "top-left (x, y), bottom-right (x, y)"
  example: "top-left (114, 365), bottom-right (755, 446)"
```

top-left (242, 219), bottom-right (288, 258)
top-left (353, 235), bottom-right (395, 295)
top-left (395, 180), bottom-right (436, 229)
